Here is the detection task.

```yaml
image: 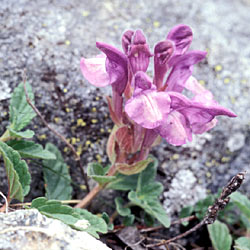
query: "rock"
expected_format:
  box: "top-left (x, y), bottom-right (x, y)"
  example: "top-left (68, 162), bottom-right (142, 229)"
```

top-left (0, 209), bottom-right (111, 250)
top-left (163, 170), bottom-right (207, 214)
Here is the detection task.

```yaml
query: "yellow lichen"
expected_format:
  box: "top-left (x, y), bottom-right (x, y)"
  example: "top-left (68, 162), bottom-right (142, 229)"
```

top-left (214, 64), bottom-right (222, 72)
top-left (65, 40), bottom-right (71, 46)
top-left (82, 10), bottom-right (90, 17)
top-left (91, 119), bottom-right (98, 124)
top-left (153, 21), bottom-right (160, 28)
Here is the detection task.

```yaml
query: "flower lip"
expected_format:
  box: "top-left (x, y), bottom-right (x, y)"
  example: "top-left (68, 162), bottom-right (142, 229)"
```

top-left (122, 30), bottom-right (134, 55)
top-left (167, 24), bottom-right (193, 56)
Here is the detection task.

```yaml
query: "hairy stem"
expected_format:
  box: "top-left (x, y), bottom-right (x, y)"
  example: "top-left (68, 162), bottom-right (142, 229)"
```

top-left (75, 164), bottom-right (117, 208)
top-left (22, 71), bottom-right (89, 192)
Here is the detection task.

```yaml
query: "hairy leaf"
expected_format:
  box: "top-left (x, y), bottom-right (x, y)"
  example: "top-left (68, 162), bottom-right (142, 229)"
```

top-left (9, 82), bottom-right (36, 131)
top-left (234, 237), bottom-right (250, 250)
top-left (107, 172), bottom-right (139, 191)
top-left (115, 197), bottom-right (131, 217)
top-left (128, 191), bottom-right (170, 228)
top-left (127, 157), bottom-right (170, 227)
top-left (230, 192), bottom-right (250, 219)
top-left (123, 214), bottom-right (135, 226)
top-left (87, 162), bottom-right (116, 185)
top-left (0, 141), bottom-right (31, 201)
top-left (42, 143), bottom-right (72, 200)
top-left (30, 197), bottom-right (107, 238)
top-left (7, 140), bottom-right (55, 160)
top-left (207, 220), bottom-right (232, 250)
top-left (74, 208), bottom-right (108, 238)
top-left (9, 128), bottom-right (34, 139)
top-left (116, 158), bottom-right (152, 175)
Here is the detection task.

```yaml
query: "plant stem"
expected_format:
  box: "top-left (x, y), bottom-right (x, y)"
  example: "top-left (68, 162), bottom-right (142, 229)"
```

top-left (75, 164), bottom-right (117, 208)
top-left (0, 130), bottom-right (11, 142)
top-left (22, 72), bottom-right (89, 192)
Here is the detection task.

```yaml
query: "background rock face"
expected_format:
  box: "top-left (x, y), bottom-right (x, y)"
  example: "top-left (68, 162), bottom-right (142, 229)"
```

top-left (0, 0), bottom-right (249, 213)
top-left (0, 209), bottom-right (111, 250)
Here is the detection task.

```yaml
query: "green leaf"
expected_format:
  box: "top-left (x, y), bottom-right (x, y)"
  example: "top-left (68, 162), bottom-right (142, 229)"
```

top-left (123, 214), bottom-right (135, 226)
top-left (102, 212), bottom-right (114, 230)
top-left (128, 191), bottom-right (170, 228)
top-left (234, 237), bottom-right (250, 250)
top-left (30, 197), bottom-right (107, 238)
top-left (143, 212), bottom-right (155, 227)
top-left (9, 82), bottom-right (36, 131)
top-left (7, 140), bottom-right (56, 160)
top-left (107, 172), bottom-right (139, 191)
top-left (180, 206), bottom-right (194, 226)
top-left (230, 192), bottom-right (250, 219)
top-left (107, 156), bottom-right (158, 191)
top-left (9, 128), bottom-right (35, 139)
top-left (74, 208), bottom-right (108, 238)
top-left (115, 197), bottom-right (131, 217)
top-left (87, 162), bottom-right (116, 185)
top-left (240, 214), bottom-right (250, 229)
top-left (194, 194), bottom-right (215, 220)
top-left (207, 220), bottom-right (232, 250)
top-left (42, 143), bottom-right (72, 200)
top-left (116, 158), bottom-right (153, 175)
top-left (0, 141), bottom-right (31, 201)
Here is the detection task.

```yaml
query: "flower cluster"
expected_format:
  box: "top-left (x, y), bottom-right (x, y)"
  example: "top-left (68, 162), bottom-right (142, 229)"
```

top-left (80, 25), bottom-right (236, 164)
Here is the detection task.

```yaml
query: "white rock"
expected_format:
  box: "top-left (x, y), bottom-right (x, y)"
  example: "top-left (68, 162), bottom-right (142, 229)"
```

top-left (0, 209), bottom-right (111, 250)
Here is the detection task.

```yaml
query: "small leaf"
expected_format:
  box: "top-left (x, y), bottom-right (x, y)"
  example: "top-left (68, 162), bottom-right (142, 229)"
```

top-left (107, 172), bottom-right (139, 191)
top-left (128, 191), bottom-right (170, 228)
top-left (230, 192), bottom-right (250, 219)
top-left (194, 194), bottom-right (214, 220)
top-left (9, 128), bottom-right (35, 139)
top-left (30, 197), bottom-right (107, 238)
top-left (87, 162), bottom-right (116, 185)
top-left (106, 125), bottom-right (118, 164)
top-left (240, 214), bottom-right (250, 229)
top-left (102, 212), bottom-right (114, 230)
top-left (74, 208), bottom-right (108, 238)
top-left (180, 206), bottom-right (194, 226)
top-left (207, 220), bottom-right (232, 250)
top-left (116, 158), bottom-right (153, 175)
top-left (234, 237), bottom-right (250, 250)
top-left (9, 82), bottom-right (36, 131)
top-left (123, 214), bottom-right (135, 226)
top-left (115, 197), bottom-right (131, 217)
top-left (0, 141), bottom-right (31, 201)
top-left (7, 140), bottom-right (55, 160)
top-left (107, 155), bottom-right (157, 191)
top-left (115, 126), bottom-right (134, 153)
top-left (42, 143), bottom-right (72, 200)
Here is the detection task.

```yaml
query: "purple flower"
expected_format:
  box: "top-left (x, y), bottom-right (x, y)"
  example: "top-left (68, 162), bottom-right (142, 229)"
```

top-left (80, 42), bottom-right (128, 95)
top-left (125, 71), bottom-right (236, 146)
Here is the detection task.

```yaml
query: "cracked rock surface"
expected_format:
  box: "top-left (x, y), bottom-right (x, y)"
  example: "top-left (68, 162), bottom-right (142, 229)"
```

top-left (0, 209), bottom-right (111, 250)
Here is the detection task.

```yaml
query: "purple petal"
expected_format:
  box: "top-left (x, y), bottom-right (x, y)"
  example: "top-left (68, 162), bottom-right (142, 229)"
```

top-left (167, 24), bottom-right (193, 56)
top-left (96, 42), bottom-right (128, 94)
top-left (185, 76), bottom-right (216, 105)
top-left (154, 40), bottom-right (174, 89)
top-left (80, 55), bottom-right (110, 87)
top-left (168, 92), bottom-right (237, 134)
top-left (165, 50), bottom-right (207, 92)
top-left (128, 30), bottom-right (152, 74)
top-left (156, 111), bottom-right (192, 146)
top-left (122, 30), bottom-right (134, 55)
top-left (125, 90), bottom-right (171, 129)
top-left (132, 71), bottom-right (154, 96)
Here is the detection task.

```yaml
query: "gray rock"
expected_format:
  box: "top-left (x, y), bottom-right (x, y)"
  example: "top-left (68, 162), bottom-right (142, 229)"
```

top-left (163, 170), bottom-right (207, 214)
top-left (0, 209), bottom-right (111, 250)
